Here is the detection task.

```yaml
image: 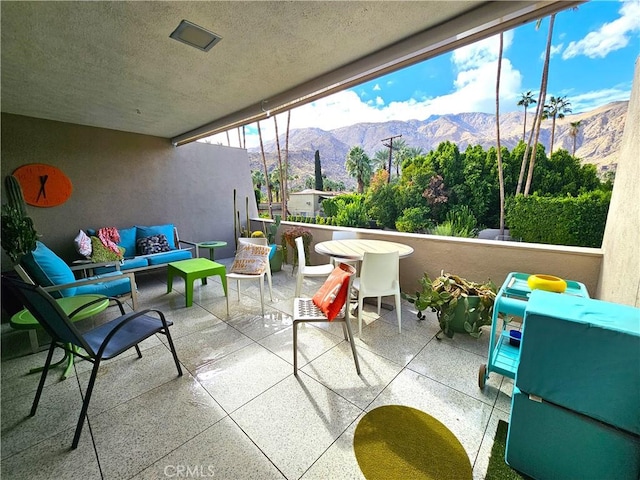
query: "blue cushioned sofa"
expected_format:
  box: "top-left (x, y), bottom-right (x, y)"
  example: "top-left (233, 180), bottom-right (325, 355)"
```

top-left (88, 224), bottom-right (195, 275)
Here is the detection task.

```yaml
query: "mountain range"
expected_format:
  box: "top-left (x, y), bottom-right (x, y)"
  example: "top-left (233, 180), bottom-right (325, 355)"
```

top-left (248, 100), bottom-right (628, 190)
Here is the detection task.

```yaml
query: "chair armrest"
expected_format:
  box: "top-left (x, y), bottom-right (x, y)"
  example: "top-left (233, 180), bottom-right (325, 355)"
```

top-left (42, 271), bottom-right (138, 310)
top-left (70, 261), bottom-right (122, 273)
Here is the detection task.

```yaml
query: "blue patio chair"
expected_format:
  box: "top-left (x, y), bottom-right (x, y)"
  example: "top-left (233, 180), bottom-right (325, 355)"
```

top-left (5, 277), bottom-right (183, 449)
top-left (15, 241), bottom-right (138, 309)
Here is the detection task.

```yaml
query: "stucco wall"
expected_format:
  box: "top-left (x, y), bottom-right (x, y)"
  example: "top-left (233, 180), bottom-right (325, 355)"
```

top-left (1, 114), bottom-right (256, 267)
top-left (597, 58), bottom-right (640, 307)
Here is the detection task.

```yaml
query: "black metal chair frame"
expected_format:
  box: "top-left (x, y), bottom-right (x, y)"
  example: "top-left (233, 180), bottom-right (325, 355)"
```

top-left (4, 277), bottom-right (183, 449)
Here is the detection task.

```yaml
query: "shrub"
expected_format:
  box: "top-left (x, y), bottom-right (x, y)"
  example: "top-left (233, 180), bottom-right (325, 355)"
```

top-left (335, 196), bottom-right (369, 227)
top-left (432, 205), bottom-right (477, 237)
top-left (396, 207), bottom-right (432, 233)
top-left (505, 190), bottom-right (611, 247)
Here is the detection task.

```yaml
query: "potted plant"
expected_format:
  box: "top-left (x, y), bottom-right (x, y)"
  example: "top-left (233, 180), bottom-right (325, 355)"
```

top-left (281, 226), bottom-right (312, 268)
top-left (1, 175), bottom-right (39, 265)
top-left (402, 271), bottom-right (497, 339)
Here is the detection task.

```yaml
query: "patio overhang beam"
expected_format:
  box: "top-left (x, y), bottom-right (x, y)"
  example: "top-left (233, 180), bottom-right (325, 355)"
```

top-left (171, 0), bottom-right (582, 147)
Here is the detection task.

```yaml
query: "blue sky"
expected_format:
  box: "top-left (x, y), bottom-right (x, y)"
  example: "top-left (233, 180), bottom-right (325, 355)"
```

top-left (208, 0), bottom-right (639, 149)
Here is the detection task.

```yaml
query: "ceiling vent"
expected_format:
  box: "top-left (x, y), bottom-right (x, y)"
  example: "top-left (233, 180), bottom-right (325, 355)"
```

top-left (169, 20), bottom-right (222, 52)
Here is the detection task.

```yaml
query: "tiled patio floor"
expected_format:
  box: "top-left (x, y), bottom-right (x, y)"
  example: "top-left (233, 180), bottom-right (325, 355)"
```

top-left (1, 259), bottom-right (513, 479)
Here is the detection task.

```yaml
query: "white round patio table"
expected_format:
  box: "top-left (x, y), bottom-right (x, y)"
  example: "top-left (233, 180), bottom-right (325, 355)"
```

top-left (314, 239), bottom-right (414, 260)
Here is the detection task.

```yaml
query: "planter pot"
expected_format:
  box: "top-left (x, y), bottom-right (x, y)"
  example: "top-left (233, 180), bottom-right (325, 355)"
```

top-left (446, 296), bottom-right (481, 333)
top-left (269, 245), bottom-right (283, 272)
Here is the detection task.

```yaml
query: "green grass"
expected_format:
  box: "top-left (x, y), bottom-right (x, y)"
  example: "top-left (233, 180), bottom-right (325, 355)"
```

top-left (485, 421), bottom-right (526, 480)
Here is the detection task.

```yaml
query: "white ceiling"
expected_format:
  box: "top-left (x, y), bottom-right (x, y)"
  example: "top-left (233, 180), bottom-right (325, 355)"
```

top-left (1, 1), bottom-right (574, 145)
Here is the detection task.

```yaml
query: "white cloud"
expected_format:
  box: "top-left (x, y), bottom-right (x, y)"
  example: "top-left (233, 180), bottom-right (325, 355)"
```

top-left (203, 31), bottom-right (524, 149)
top-left (563, 0), bottom-right (640, 59)
top-left (549, 43), bottom-right (564, 58)
top-left (373, 84), bottom-right (381, 91)
top-left (452, 30), bottom-right (514, 69)
top-left (569, 85), bottom-right (632, 112)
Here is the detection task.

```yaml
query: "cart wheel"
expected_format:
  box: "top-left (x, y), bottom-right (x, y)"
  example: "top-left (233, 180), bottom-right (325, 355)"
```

top-left (478, 364), bottom-right (487, 389)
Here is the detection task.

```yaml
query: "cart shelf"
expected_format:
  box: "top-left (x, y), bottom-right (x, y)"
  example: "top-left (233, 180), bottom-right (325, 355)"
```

top-left (478, 272), bottom-right (589, 389)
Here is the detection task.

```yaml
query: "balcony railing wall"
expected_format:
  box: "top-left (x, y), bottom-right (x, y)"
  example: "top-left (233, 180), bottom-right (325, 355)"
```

top-left (251, 219), bottom-right (603, 296)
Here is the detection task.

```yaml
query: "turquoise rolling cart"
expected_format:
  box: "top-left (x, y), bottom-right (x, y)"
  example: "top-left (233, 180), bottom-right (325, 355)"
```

top-left (477, 271), bottom-right (589, 388)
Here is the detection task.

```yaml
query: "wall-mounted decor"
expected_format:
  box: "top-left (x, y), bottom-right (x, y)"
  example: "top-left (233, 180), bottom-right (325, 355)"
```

top-left (13, 163), bottom-right (73, 207)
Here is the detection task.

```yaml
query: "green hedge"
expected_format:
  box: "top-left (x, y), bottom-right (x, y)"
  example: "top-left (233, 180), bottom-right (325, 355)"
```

top-left (505, 191), bottom-right (611, 248)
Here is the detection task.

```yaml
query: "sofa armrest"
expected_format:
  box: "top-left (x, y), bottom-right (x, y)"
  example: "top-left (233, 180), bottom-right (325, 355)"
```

top-left (178, 239), bottom-right (197, 251)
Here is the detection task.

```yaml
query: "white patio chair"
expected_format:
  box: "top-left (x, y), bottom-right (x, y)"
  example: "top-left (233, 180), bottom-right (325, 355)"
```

top-left (227, 238), bottom-right (273, 316)
top-left (330, 230), bottom-right (359, 268)
top-left (293, 263), bottom-right (360, 375)
top-left (353, 251), bottom-right (401, 336)
top-left (295, 236), bottom-right (334, 297)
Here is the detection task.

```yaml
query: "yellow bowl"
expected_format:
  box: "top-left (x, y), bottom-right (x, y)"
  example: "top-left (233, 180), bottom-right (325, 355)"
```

top-left (527, 274), bottom-right (567, 293)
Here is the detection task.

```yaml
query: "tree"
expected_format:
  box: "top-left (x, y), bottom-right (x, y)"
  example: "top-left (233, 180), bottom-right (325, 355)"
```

top-left (345, 146), bottom-right (372, 194)
top-left (257, 121), bottom-right (273, 217)
top-left (569, 120), bottom-right (582, 156)
top-left (314, 150), bottom-right (323, 190)
top-left (283, 110), bottom-right (291, 217)
top-left (495, 32), bottom-right (506, 236)
top-left (524, 14), bottom-right (556, 196)
top-left (252, 170), bottom-right (265, 190)
top-left (372, 149), bottom-right (390, 172)
top-left (517, 91), bottom-right (537, 142)
top-left (544, 95), bottom-right (572, 154)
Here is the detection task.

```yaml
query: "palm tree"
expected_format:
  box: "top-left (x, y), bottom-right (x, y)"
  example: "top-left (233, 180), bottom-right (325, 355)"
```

top-left (524, 14), bottom-right (556, 196)
top-left (372, 149), bottom-right (390, 172)
top-left (569, 120), bottom-right (582, 156)
top-left (257, 121), bottom-right (273, 217)
top-left (496, 32), bottom-right (506, 237)
top-left (544, 95), bottom-right (572, 154)
top-left (252, 170), bottom-right (265, 190)
top-left (283, 110), bottom-right (291, 217)
top-left (517, 91), bottom-right (537, 142)
top-left (345, 146), bottom-right (372, 193)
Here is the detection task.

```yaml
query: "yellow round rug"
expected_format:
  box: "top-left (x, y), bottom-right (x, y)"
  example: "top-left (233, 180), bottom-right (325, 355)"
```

top-left (353, 405), bottom-right (472, 480)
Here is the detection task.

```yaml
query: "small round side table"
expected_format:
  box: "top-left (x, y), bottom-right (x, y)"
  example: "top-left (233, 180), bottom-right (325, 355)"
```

top-left (196, 241), bottom-right (227, 261)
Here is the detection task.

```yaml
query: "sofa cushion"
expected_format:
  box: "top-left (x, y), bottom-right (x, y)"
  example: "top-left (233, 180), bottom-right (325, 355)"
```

top-left (74, 230), bottom-right (92, 258)
top-left (136, 224), bottom-right (176, 250)
top-left (136, 234), bottom-right (171, 256)
top-left (90, 236), bottom-right (124, 263)
top-left (117, 227), bottom-right (137, 258)
top-left (74, 271), bottom-right (132, 297)
top-left (145, 249), bottom-right (192, 265)
top-left (21, 241), bottom-right (77, 298)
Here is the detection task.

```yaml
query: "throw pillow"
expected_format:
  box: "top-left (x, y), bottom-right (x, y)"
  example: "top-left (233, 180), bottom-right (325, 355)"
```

top-left (136, 224), bottom-right (176, 250)
top-left (312, 263), bottom-right (356, 320)
top-left (90, 236), bottom-right (125, 263)
top-left (74, 230), bottom-right (92, 258)
top-left (229, 243), bottom-right (271, 275)
top-left (136, 234), bottom-right (171, 255)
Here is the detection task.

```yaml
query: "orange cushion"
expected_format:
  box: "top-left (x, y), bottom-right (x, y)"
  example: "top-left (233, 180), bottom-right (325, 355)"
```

top-left (312, 263), bottom-right (356, 320)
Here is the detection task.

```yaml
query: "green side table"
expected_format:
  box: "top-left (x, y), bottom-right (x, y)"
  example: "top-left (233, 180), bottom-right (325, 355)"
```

top-left (196, 241), bottom-right (227, 261)
top-left (10, 294), bottom-right (111, 380)
top-left (167, 258), bottom-right (228, 311)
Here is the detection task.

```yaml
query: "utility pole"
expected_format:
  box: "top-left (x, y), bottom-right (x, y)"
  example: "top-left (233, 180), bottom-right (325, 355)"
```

top-left (381, 134), bottom-right (402, 184)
